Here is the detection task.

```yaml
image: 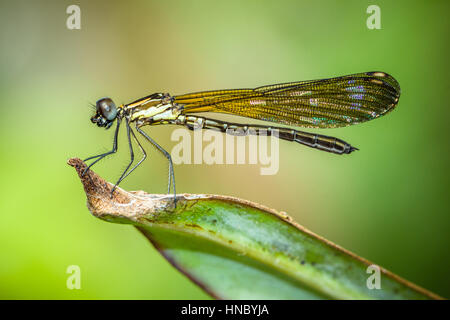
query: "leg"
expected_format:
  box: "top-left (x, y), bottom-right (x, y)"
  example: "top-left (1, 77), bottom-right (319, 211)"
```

top-left (111, 119), bottom-right (134, 195)
top-left (82, 118), bottom-right (121, 176)
top-left (135, 124), bottom-right (177, 204)
top-left (113, 125), bottom-right (147, 184)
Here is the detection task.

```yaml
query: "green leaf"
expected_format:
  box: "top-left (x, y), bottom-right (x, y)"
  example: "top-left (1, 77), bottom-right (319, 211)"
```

top-left (69, 158), bottom-right (441, 300)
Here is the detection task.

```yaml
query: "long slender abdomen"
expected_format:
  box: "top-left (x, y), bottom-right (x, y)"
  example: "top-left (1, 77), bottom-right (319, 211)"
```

top-left (173, 115), bottom-right (357, 155)
top-left (282, 130), bottom-right (357, 154)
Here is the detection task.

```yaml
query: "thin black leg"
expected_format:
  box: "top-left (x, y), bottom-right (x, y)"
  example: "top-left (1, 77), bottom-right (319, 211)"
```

top-left (135, 124), bottom-right (176, 205)
top-left (111, 119), bottom-right (134, 195)
top-left (114, 125), bottom-right (147, 184)
top-left (82, 118), bottom-right (121, 176)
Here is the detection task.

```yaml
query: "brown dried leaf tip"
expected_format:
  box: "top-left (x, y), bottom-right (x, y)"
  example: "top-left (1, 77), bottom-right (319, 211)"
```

top-left (67, 158), bottom-right (130, 203)
top-left (67, 157), bottom-right (177, 219)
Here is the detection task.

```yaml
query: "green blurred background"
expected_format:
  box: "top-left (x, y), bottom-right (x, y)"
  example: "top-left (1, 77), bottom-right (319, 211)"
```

top-left (0, 0), bottom-right (448, 299)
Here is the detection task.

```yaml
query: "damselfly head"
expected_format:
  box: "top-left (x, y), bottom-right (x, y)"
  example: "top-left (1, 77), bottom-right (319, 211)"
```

top-left (90, 97), bottom-right (118, 129)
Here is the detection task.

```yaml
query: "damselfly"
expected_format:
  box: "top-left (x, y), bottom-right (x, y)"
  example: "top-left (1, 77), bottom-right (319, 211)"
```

top-left (83, 71), bottom-right (400, 202)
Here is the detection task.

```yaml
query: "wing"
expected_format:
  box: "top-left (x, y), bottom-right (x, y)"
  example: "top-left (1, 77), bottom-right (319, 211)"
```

top-left (173, 71), bottom-right (401, 128)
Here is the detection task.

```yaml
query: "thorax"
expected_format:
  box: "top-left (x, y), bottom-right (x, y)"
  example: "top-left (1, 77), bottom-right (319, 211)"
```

top-left (123, 93), bottom-right (182, 124)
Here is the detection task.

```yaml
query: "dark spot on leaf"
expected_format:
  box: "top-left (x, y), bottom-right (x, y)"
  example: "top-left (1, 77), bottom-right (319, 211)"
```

top-left (184, 223), bottom-right (203, 229)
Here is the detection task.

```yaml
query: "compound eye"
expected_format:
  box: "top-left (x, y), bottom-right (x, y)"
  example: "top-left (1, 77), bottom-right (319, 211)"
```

top-left (96, 97), bottom-right (118, 121)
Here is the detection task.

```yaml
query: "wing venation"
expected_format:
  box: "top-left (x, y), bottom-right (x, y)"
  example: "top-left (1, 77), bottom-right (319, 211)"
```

top-left (173, 72), bottom-right (400, 128)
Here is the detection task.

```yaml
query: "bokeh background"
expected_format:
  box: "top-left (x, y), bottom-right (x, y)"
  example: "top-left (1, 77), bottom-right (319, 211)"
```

top-left (0, 0), bottom-right (449, 299)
